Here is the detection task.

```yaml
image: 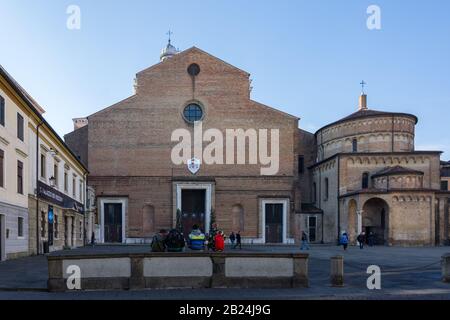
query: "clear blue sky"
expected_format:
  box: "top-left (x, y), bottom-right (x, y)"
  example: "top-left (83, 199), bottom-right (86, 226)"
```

top-left (1, 0), bottom-right (449, 159)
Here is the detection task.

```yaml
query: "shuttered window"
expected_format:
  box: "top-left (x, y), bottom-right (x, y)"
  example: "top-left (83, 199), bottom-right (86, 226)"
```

top-left (17, 113), bottom-right (24, 141)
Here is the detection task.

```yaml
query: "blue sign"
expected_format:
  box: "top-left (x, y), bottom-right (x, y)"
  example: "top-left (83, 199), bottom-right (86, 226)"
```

top-left (48, 206), bottom-right (54, 224)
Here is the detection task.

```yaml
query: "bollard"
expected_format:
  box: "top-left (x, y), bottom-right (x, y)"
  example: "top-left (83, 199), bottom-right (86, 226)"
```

top-left (331, 256), bottom-right (344, 287)
top-left (443, 254), bottom-right (450, 283)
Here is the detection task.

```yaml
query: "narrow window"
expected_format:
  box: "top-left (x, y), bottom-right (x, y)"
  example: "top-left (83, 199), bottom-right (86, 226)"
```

top-left (324, 178), bottom-right (329, 201)
top-left (362, 172), bottom-right (370, 189)
top-left (40, 154), bottom-right (46, 178)
top-left (79, 181), bottom-right (83, 202)
top-left (298, 156), bottom-right (305, 174)
top-left (352, 138), bottom-right (358, 152)
top-left (18, 217), bottom-right (24, 237)
top-left (53, 164), bottom-right (58, 186)
top-left (442, 181), bottom-right (449, 191)
top-left (17, 113), bottom-right (24, 141)
top-left (0, 95), bottom-right (5, 126)
top-left (0, 149), bottom-right (4, 188)
top-left (64, 171), bottom-right (68, 192)
top-left (17, 160), bottom-right (23, 194)
top-left (72, 177), bottom-right (76, 197)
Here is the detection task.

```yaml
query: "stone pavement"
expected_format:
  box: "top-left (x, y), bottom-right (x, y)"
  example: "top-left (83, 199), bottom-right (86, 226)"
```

top-left (1, 244), bottom-right (450, 299)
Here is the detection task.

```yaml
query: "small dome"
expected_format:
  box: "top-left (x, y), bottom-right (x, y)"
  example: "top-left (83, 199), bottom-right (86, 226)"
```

top-left (160, 41), bottom-right (178, 61)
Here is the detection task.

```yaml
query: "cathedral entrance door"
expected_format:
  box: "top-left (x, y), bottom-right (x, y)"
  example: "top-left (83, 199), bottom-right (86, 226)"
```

top-left (265, 203), bottom-right (283, 243)
top-left (181, 189), bottom-right (206, 238)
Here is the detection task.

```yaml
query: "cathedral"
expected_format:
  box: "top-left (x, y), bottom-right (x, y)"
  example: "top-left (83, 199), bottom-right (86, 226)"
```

top-left (65, 40), bottom-right (450, 246)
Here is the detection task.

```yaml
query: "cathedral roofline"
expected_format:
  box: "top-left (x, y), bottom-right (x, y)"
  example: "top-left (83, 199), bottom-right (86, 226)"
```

top-left (136, 46), bottom-right (251, 78)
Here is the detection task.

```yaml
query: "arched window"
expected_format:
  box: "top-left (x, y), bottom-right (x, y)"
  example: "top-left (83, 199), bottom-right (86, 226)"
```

top-left (232, 205), bottom-right (245, 232)
top-left (142, 205), bottom-right (155, 235)
top-left (362, 172), bottom-right (370, 189)
top-left (352, 138), bottom-right (358, 152)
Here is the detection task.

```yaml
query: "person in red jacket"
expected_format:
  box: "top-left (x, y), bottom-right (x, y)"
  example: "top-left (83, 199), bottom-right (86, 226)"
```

top-left (214, 231), bottom-right (225, 252)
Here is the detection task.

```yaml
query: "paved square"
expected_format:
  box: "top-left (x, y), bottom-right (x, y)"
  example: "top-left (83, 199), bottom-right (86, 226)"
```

top-left (0, 245), bottom-right (449, 300)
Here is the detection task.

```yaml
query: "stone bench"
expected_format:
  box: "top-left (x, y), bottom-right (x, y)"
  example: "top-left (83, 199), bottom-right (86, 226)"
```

top-left (47, 252), bottom-right (309, 292)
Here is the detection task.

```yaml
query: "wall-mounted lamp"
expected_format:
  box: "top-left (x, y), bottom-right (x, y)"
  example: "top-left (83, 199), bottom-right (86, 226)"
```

top-left (49, 176), bottom-right (56, 188)
top-left (49, 148), bottom-right (58, 158)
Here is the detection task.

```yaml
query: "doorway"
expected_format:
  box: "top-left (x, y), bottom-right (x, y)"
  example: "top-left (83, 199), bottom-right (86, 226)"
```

top-left (104, 203), bottom-right (123, 243)
top-left (181, 189), bottom-right (206, 236)
top-left (265, 203), bottom-right (283, 243)
top-left (308, 216), bottom-right (317, 243)
top-left (362, 198), bottom-right (389, 245)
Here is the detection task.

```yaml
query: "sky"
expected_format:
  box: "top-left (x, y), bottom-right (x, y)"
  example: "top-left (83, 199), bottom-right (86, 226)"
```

top-left (0, 0), bottom-right (449, 159)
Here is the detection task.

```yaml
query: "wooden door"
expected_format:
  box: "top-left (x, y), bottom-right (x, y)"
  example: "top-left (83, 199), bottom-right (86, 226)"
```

top-left (265, 203), bottom-right (283, 243)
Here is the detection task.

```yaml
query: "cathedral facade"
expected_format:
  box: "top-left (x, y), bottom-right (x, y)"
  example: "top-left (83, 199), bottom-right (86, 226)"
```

top-left (65, 42), bottom-right (450, 246)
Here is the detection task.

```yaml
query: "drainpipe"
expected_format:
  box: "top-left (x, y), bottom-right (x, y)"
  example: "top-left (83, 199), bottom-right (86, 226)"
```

top-left (35, 121), bottom-right (44, 255)
top-left (83, 172), bottom-right (87, 246)
top-left (337, 155), bottom-right (341, 243)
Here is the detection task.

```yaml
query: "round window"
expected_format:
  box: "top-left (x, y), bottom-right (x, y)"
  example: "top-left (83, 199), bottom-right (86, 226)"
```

top-left (187, 63), bottom-right (201, 76)
top-left (183, 103), bottom-right (203, 123)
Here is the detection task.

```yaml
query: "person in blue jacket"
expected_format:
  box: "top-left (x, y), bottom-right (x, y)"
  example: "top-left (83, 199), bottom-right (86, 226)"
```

top-left (188, 225), bottom-right (206, 251)
top-left (340, 232), bottom-right (349, 251)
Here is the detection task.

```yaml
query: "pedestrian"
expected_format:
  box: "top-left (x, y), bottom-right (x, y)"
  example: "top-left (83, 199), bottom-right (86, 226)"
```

top-left (188, 225), bottom-right (206, 251)
top-left (151, 229), bottom-right (168, 252)
top-left (368, 232), bottom-right (375, 247)
top-left (233, 231), bottom-right (242, 250)
top-left (90, 231), bottom-right (96, 246)
top-left (340, 232), bottom-right (349, 251)
top-left (214, 231), bottom-right (225, 252)
top-left (229, 232), bottom-right (236, 246)
top-left (300, 231), bottom-right (310, 250)
top-left (165, 229), bottom-right (186, 252)
top-left (357, 232), bottom-right (366, 250)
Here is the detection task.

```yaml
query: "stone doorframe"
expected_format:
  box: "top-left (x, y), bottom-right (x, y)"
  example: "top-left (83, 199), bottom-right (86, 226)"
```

top-left (173, 182), bottom-right (214, 234)
top-left (98, 197), bottom-right (127, 244)
top-left (259, 198), bottom-right (294, 245)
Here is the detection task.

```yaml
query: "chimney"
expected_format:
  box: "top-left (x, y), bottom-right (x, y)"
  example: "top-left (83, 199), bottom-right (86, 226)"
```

top-left (358, 94), bottom-right (368, 111)
top-left (73, 118), bottom-right (88, 130)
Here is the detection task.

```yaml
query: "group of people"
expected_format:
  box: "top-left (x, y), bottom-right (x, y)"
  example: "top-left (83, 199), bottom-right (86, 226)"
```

top-left (151, 229), bottom-right (186, 252)
top-left (150, 225), bottom-right (243, 252)
top-left (300, 230), bottom-right (377, 251)
top-left (340, 231), bottom-right (376, 250)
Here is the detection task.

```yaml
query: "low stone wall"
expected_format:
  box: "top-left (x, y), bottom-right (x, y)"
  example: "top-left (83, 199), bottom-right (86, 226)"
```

top-left (47, 252), bottom-right (309, 291)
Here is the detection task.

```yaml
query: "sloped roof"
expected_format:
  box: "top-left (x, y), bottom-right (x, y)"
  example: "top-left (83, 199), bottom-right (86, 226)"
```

top-left (298, 203), bottom-right (323, 214)
top-left (316, 109), bottom-right (418, 134)
top-left (372, 166), bottom-right (424, 178)
top-left (137, 46), bottom-right (251, 77)
top-left (0, 64), bottom-right (88, 172)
